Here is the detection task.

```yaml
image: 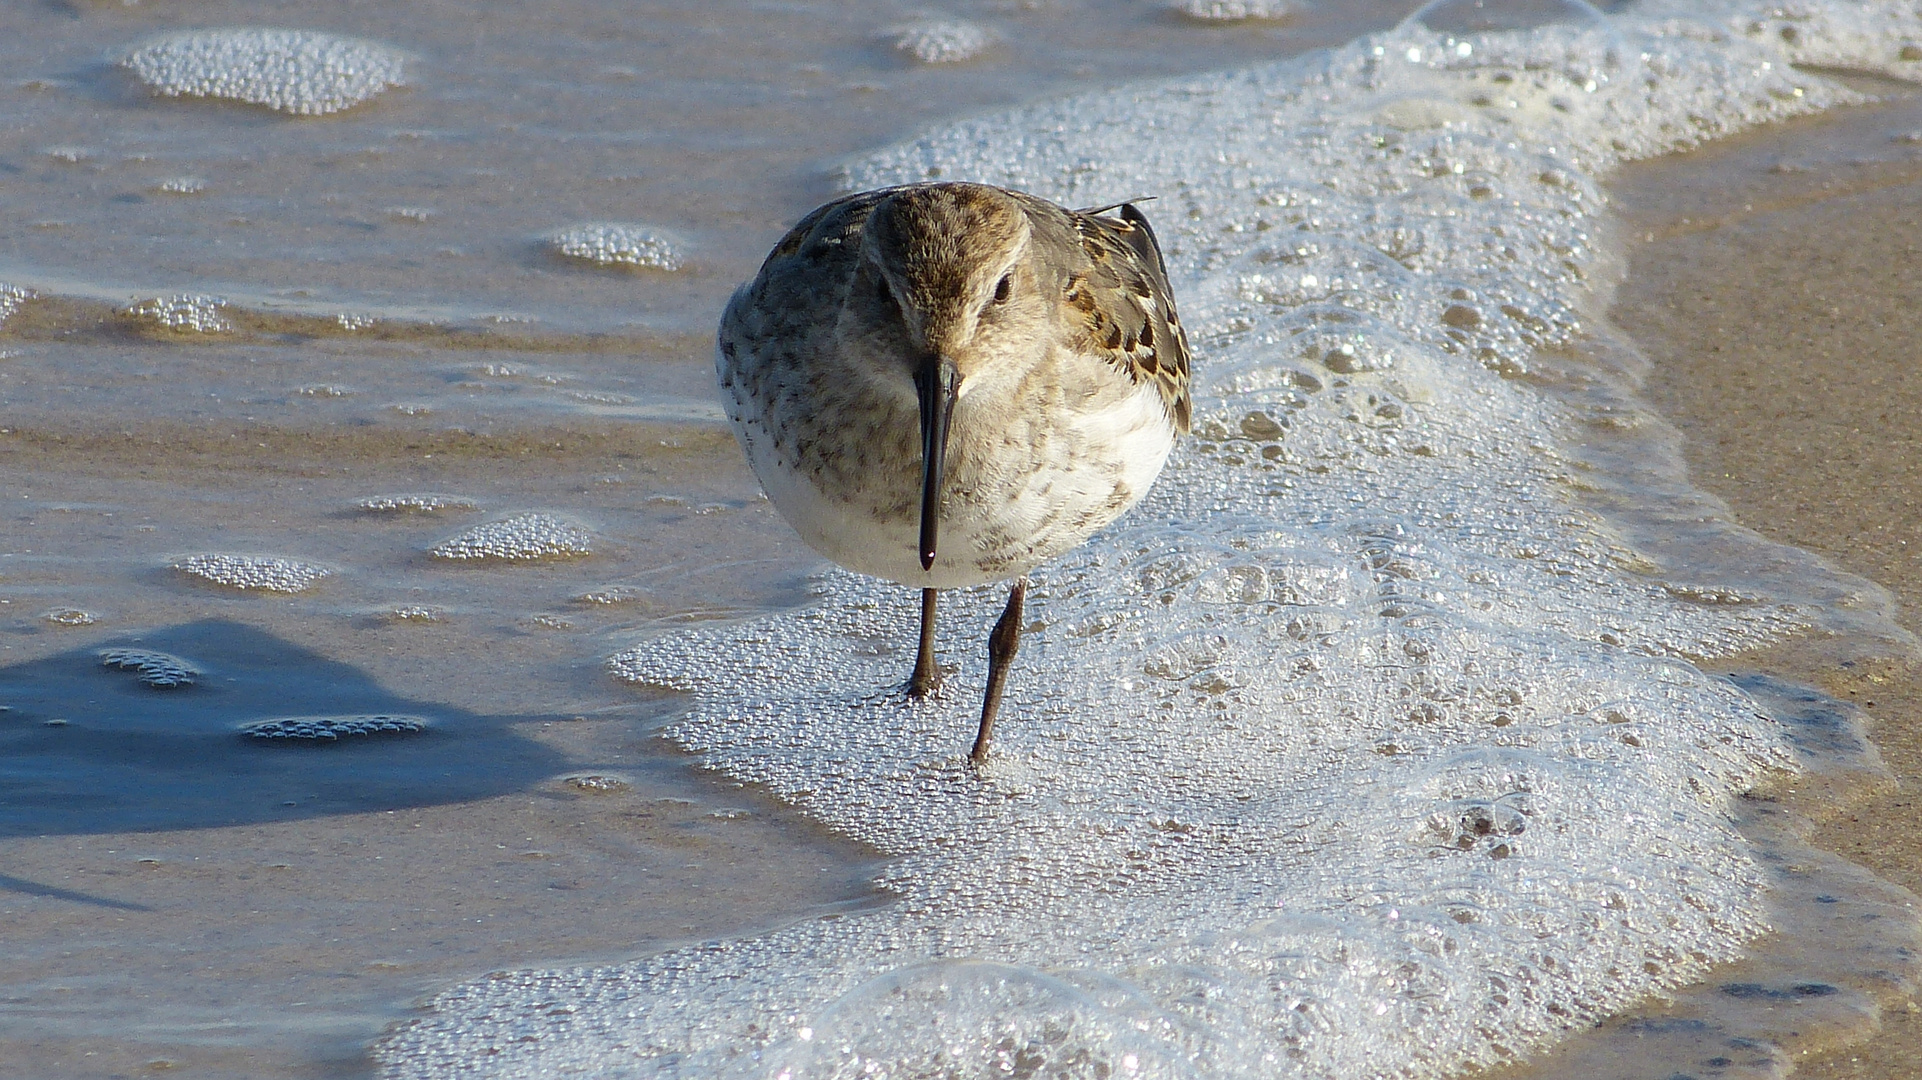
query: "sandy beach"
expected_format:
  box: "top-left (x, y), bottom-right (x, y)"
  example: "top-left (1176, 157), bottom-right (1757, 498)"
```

top-left (1611, 88), bottom-right (1922, 1076)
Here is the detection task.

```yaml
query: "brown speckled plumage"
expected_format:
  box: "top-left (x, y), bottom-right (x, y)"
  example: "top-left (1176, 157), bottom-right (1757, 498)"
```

top-left (719, 182), bottom-right (1191, 587)
top-left (716, 181), bottom-right (1192, 761)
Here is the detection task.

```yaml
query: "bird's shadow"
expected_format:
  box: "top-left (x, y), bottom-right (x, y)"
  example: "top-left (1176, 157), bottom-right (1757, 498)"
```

top-left (0, 619), bottom-right (576, 837)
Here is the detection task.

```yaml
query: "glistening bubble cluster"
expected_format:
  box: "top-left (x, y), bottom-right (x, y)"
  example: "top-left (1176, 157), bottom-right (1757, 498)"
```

top-left (545, 224), bottom-right (686, 271)
top-left (172, 554), bottom-right (333, 593)
top-left (0, 284), bottom-right (30, 326)
top-left (128, 295), bottom-right (232, 334)
top-left (430, 514), bottom-right (596, 562)
top-left (357, 493), bottom-right (482, 514)
top-left (1171, 0), bottom-right (1303, 22)
top-left (239, 714), bottom-right (428, 741)
top-left (118, 28), bottom-right (408, 116)
top-left (99, 648), bottom-right (200, 689)
top-left (889, 20), bottom-right (993, 65)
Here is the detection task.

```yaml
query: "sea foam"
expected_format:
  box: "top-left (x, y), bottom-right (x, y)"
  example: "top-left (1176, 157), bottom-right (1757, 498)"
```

top-left (430, 513), bottom-right (596, 561)
top-left (0, 283), bottom-right (30, 326)
top-left (172, 553), bottom-right (333, 593)
top-left (546, 224), bottom-right (688, 271)
top-left (375, 2), bottom-right (1921, 1077)
top-left (118, 28), bottom-right (408, 116)
top-left (889, 20), bottom-right (994, 65)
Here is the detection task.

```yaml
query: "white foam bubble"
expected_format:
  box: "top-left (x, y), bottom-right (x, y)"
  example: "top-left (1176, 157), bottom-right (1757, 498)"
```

top-left (100, 648), bottom-right (199, 688)
top-left (474, 362), bottom-right (563, 384)
top-left (571, 390), bottom-right (635, 405)
top-left (573, 585), bottom-right (647, 605)
top-left (374, 3), bottom-right (1920, 1078)
top-left (357, 493), bottom-right (481, 514)
top-left (118, 28), bottom-right (408, 116)
top-left (430, 513), bottom-right (595, 561)
top-left (545, 223), bottom-right (686, 270)
top-left (172, 553), bottom-right (332, 593)
top-left (0, 284), bottom-right (30, 326)
top-left (1171, 0), bottom-right (1303, 21)
top-left (153, 177), bottom-right (206, 195)
top-left (889, 20), bottom-right (993, 64)
top-left (564, 774), bottom-right (631, 794)
top-left (239, 714), bottom-right (427, 741)
top-left (129, 295), bottom-right (232, 334)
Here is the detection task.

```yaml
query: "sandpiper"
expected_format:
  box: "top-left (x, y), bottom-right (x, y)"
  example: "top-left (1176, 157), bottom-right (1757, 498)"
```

top-left (717, 182), bottom-right (1192, 763)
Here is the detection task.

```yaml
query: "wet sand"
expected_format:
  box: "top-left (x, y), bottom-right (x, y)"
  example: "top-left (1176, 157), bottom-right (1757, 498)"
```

top-left (4, 3), bottom-right (1446, 1071)
top-left (1610, 90), bottom-right (1922, 1076)
top-left (5, 12), bottom-right (1921, 1071)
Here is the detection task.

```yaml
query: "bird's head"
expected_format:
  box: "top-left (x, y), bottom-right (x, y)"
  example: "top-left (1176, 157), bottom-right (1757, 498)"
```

top-left (857, 183), bottom-right (1046, 570)
top-left (859, 182), bottom-right (1036, 374)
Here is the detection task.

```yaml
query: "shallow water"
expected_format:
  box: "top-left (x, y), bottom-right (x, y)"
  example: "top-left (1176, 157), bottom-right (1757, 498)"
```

top-left (4, 0), bottom-right (1922, 1077)
top-left (0, 2), bottom-right (1417, 1076)
top-left (0, 0), bottom-right (1407, 338)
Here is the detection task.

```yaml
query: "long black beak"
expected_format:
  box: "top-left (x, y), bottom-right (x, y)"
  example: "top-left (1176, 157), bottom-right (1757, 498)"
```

top-left (915, 353), bottom-right (960, 572)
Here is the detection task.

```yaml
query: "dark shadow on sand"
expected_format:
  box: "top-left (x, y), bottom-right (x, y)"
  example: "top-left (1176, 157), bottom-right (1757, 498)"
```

top-left (0, 871), bottom-right (153, 910)
top-left (0, 620), bottom-right (575, 836)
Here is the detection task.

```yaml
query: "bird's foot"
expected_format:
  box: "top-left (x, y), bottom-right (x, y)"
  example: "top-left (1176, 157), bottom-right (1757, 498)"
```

top-left (905, 664), bottom-right (948, 699)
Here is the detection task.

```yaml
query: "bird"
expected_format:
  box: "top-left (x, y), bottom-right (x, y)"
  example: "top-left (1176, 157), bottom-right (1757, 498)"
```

top-left (716, 181), bottom-right (1191, 764)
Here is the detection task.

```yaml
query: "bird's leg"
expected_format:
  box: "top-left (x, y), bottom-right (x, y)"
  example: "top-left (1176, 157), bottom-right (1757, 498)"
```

top-left (908, 587), bottom-right (943, 697)
top-left (970, 577), bottom-right (1027, 765)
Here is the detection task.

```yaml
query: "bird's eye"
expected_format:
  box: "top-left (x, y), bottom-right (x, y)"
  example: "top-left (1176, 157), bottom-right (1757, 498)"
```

top-left (993, 274), bottom-right (1013, 305)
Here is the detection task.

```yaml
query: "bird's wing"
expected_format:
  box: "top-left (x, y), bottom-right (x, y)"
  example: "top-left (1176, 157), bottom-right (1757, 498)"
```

top-left (723, 186), bottom-right (907, 369)
top-left (754, 187), bottom-right (896, 272)
top-left (1059, 202), bottom-right (1193, 433)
